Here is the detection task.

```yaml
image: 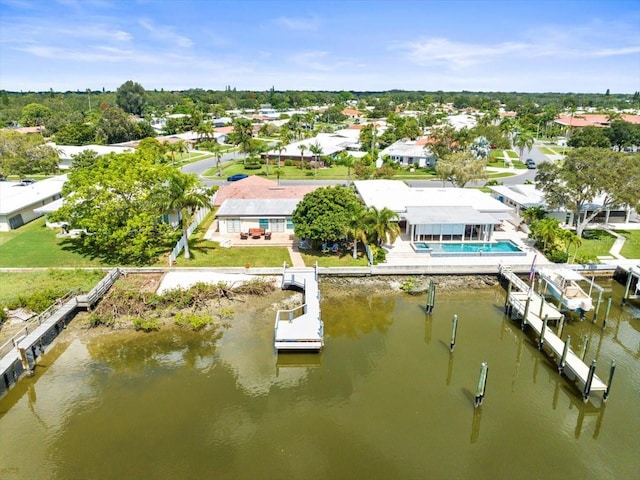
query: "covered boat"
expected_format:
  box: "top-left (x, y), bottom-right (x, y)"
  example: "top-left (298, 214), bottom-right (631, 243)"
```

top-left (538, 268), bottom-right (594, 313)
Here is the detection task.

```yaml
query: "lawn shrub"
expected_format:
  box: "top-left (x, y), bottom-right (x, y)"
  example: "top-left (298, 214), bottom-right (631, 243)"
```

top-left (174, 312), bottom-right (215, 330)
top-left (132, 317), bottom-right (160, 332)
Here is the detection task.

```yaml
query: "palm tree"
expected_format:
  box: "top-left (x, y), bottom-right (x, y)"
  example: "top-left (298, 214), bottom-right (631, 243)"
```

top-left (347, 204), bottom-right (368, 259)
top-left (298, 144), bottom-right (307, 169)
top-left (309, 142), bottom-right (323, 176)
top-left (157, 172), bottom-right (214, 260)
top-left (531, 217), bottom-right (560, 251)
top-left (196, 122), bottom-right (214, 143)
top-left (338, 151), bottom-right (355, 184)
top-left (164, 141), bottom-right (179, 163)
top-left (273, 141), bottom-right (284, 167)
top-left (561, 229), bottom-right (583, 263)
top-left (273, 167), bottom-right (284, 186)
top-left (366, 206), bottom-right (401, 246)
top-left (175, 140), bottom-right (188, 161)
top-left (210, 142), bottom-right (224, 177)
top-left (513, 130), bottom-right (535, 161)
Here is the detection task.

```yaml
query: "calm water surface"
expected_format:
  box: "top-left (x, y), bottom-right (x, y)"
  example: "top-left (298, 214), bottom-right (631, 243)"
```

top-left (1, 281), bottom-right (639, 479)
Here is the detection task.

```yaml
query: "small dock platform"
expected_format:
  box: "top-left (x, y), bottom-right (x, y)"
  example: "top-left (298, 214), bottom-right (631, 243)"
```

top-left (274, 264), bottom-right (324, 351)
top-left (499, 265), bottom-right (612, 402)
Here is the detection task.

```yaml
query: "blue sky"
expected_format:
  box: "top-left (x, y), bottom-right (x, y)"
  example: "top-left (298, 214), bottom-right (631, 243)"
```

top-left (1, 0), bottom-right (639, 93)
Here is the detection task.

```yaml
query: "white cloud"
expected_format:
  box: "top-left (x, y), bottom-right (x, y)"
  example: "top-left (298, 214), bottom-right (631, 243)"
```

top-left (274, 16), bottom-right (319, 31)
top-left (138, 18), bottom-right (193, 48)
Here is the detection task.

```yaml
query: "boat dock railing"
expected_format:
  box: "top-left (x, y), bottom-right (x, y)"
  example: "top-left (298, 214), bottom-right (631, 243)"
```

top-left (0, 269), bottom-right (121, 398)
top-left (499, 264), bottom-right (613, 403)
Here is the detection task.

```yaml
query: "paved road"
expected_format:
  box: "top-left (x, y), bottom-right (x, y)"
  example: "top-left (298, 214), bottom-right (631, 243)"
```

top-left (185, 144), bottom-right (555, 189)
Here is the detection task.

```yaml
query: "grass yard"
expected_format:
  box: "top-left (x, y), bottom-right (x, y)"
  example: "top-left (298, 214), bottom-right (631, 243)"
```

top-left (300, 249), bottom-right (368, 267)
top-left (619, 230), bottom-right (640, 259)
top-left (570, 230), bottom-right (617, 260)
top-left (537, 147), bottom-right (557, 155)
top-left (506, 150), bottom-right (519, 159)
top-left (163, 212), bottom-right (291, 267)
top-left (0, 269), bottom-right (106, 305)
top-left (0, 218), bottom-right (107, 268)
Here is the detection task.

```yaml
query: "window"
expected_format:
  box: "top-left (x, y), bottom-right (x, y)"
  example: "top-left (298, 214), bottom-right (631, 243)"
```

top-left (227, 219), bottom-right (241, 233)
top-left (8, 214), bottom-right (24, 229)
top-left (286, 218), bottom-right (294, 230)
top-left (259, 218), bottom-right (269, 229)
top-left (272, 219), bottom-right (285, 232)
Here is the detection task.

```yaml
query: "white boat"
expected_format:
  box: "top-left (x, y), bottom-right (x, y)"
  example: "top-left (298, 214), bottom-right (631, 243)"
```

top-left (538, 268), bottom-right (594, 313)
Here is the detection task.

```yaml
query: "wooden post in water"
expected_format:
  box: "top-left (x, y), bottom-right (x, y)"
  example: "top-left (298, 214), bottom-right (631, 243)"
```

top-left (557, 315), bottom-right (565, 338)
top-left (450, 314), bottom-right (458, 352)
top-left (580, 335), bottom-right (590, 361)
top-left (583, 359), bottom-right (597, 403)
top-left (504, 280), bottom-right (512, 313)
top-left (559, 335), bottom-right (571, 373)
top-left (602, 297), bottom-right (612, 330)
top-left (603, 360), bottom-right (616, 402)
top-left (622, 270), bottom-right (633, 305)
top-left (474, 362), bottom-right (489, 408)
top-left (522, 297), bottom-right (531, 330)
top-left (593, 290), bottom-right (603, 323)
top-left (538, 315), bottom-right (548, 350)
top-left (538, 293), bottom-right (545, 319)
top-left (425, 280), bottom-right (436, 314)
top-left (18, 347), bottom-right (34, 376)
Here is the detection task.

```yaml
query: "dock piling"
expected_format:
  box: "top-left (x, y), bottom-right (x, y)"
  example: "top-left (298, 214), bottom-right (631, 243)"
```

top-left (474, 362), bottom-right (489, 408)
top-left (504, 280), bottom-right (512, 313)
top-left (557, 315), bottom-right (565, 338)
top-left (603, 360), bottom-right (616, 402)
top-left (559, 335), bottom-right (571, 373)
top-left (580, 335), bottom-right (590, 361)
top-left (522, 297), bottom-right (531, 330)
top-left (593, 290), bottom-right (603, 322)
top-left (425, 280), bottom-right (436, 314)
top-left (603, 297), bottom-right (612, 329)
top-left (583, 359), bottom-right (597, 403)
top-left (450, 314), bottom-right (458, 352)
top-left (538, 315), bottom-right (548, 350)
top-left (622, 271), bottom-right (633, 305)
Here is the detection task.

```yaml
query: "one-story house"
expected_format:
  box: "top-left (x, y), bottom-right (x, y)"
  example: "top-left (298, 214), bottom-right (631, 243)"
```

top-left (214, 176), bottom-right (320, 239)
top-left (0, 175), bottom-right (67, 231)
top-left (489, 184), bottom-right (635, 225)
top-left (52, 144), bottom-right (134, 169)
top-left (378, 140), bottom-right (437, 168)
top-left (354, 180), bottom-right (514, 243)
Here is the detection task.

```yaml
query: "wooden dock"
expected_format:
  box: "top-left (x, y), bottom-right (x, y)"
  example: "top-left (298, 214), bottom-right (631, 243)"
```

top-left (0, 269), bottom-right (121, 395)
top-left (274, 264), bottom-right (324, 351)
top-left (499, 265), bottom-right (611, 402)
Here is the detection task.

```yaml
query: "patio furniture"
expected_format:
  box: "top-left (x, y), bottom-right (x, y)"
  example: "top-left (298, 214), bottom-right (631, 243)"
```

top-left (249, 228), bottom-right (265, 239)
top-left (240, 232), bottom-right (249, 240)
top-left (264, 231), bottom-right (272, 240)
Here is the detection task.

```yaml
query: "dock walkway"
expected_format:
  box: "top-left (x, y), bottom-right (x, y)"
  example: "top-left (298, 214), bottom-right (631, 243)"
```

top-left (274, 264), bottom-right (323, 351)
top-left (0, 269), bottom-right (121, 395)
top-left (499, 266), bottom-right (611, 402)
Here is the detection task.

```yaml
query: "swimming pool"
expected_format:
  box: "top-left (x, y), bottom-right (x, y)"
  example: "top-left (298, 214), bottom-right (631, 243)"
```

top-left (413, 240), bottom-right (526, 256)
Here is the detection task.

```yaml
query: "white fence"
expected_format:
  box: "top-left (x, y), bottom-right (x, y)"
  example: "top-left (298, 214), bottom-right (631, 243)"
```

top-left (167, 201), bottom-right (213, 266)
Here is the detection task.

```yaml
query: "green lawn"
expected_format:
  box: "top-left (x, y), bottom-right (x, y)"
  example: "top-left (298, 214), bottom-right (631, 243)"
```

top-left (300, 249), bottom-right (368, 267)
top-left (620, 230), bottom-right (640, 259)
top-left (0, 269), bottom-right (106, 305)
top-left (537, 147), bottom-right (557, 155)
top-left (0, 218), bottom-right (108, 267)
top-left (161, 212), bottom-right (291, 267)
top-left (506, 150), bottom-right (519, 159)
top-left (569, 230), bottom-right (617, 261)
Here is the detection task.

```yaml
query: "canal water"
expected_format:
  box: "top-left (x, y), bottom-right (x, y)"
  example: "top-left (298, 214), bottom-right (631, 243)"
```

top-left (1, 280), bottom-right (639, 479)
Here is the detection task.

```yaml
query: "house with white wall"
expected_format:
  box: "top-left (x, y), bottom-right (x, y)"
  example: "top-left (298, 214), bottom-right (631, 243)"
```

top-left (0, 175), bottom-right (67, 231)
top-left (378, 140), bottom-right (437, 168)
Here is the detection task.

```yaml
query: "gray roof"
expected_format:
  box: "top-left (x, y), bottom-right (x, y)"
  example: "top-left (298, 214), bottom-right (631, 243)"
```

top-left (404, 206), bottom-right (502, 225)
top-left (216, 198), bottom-right (300, 217)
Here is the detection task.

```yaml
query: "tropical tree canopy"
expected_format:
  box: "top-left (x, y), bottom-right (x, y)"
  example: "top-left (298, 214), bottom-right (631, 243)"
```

top-left (435, 150), bottom-right (487, 188)
top-left (0, 130), bottom-right (59, 177)
top-left (116, 80), bottom-right (147, 116)
top-left (292, 186), bottom-right (362, 244)
top-left (535, 147), bottom-right (640, 237)
top-left (52, 152), bottom-right (181, 264)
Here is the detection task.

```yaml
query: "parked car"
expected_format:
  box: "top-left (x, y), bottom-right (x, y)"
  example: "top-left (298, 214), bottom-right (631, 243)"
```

top-left (525, 159), bottom-right (536, 169)
top-left (227, 173), bottom-right (248, 182)
top-left (19, 178), bottom-right (36, 184)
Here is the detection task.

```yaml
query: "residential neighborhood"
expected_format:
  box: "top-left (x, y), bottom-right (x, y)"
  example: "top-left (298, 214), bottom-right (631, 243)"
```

top-left (1, 0), bottom-right (639, 478)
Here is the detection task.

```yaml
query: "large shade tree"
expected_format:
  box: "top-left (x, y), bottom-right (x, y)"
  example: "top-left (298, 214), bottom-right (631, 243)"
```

top-left (535, 147), bottom-right (640, 238)
top-left (435, 150), bottom-right (487, 188)
top-left (292, 186), bottom-right (362, 245)
top-left (52, 152), bottom-right (179, 264)
top-left (116, 80), bottom-right (147, 116)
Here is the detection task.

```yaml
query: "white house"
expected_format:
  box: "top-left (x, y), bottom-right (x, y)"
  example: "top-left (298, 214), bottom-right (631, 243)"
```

top-left (489, 184), bottom-right (634, 226)
top-left (378, 140), bottom-right (437, 168)
top-left (355, 180), bottom-right (514, 243)
top-left (0, 175), bottom-right (67, 231)
top-left (52, 144), bottom-right (134, 169)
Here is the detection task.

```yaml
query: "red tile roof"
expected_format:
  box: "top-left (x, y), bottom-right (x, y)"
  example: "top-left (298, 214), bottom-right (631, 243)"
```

top-left (555, 113), bottom-right (640, 127)
top-left (214, 176), bottom-right (320, 206)
top-left (342, 108), bottom-right (364, 116)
